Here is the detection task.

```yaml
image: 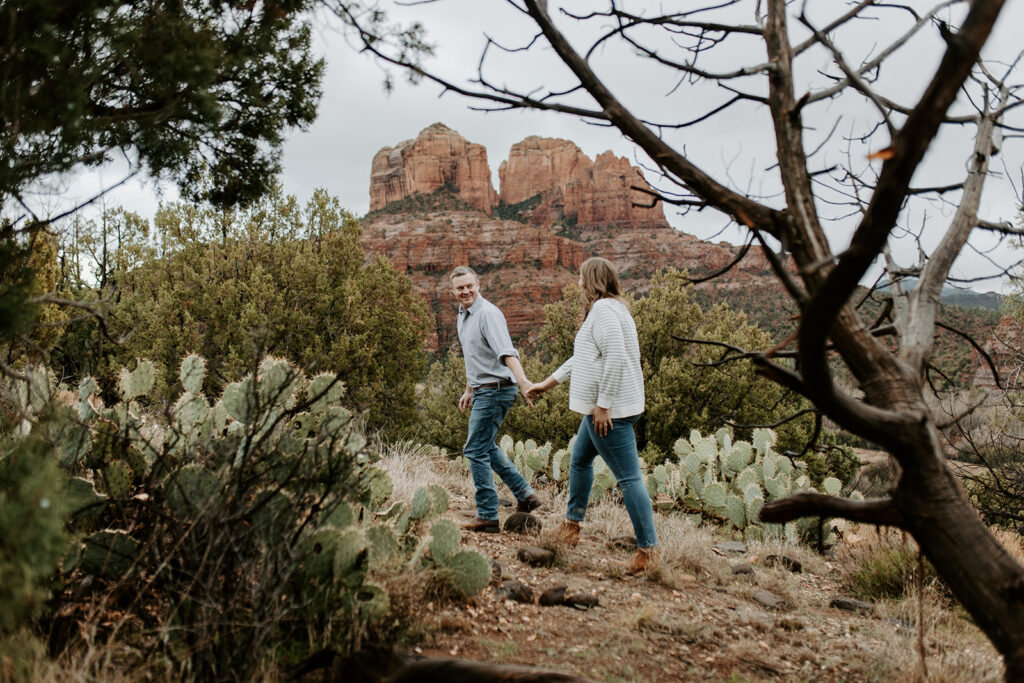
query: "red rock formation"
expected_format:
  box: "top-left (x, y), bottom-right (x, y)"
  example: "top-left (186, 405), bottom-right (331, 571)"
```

top-left (498, 137), bottom-right (669, 230)
top-left (369, 123), bottom-right (498, 214)
top-left (361, 124), bottom-right (782, 352)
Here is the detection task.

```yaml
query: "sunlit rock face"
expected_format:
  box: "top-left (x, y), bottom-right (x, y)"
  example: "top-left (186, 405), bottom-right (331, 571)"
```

top-left (498, 136), bottom-right (669, 230)
top-left (369, 122), bottom-right (497, 214)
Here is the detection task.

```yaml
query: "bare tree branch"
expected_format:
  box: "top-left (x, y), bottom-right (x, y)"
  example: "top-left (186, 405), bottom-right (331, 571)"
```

top-left (761, 492), bottom-right (907, 527)
top-left (901, 89), bottom-right (1001, 374)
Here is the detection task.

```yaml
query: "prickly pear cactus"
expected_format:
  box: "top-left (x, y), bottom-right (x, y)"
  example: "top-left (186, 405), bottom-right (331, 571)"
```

top-left (438, 549), bottom-right (491, 597)
top-left (102, 460), bottom-right (134, 498)
top-left (362, 467), bottom-right (393, 512)
top-left (408, 487), bottom-right (433, 521)
top-left (651, 427), bottom-right (852, 546)
top-left (334, 529), bottom-right (368, 588)
top-left (165, 464), bottom-right (220, 517)
top-left (221, 377), bottom-right (257, 424)
top-left (81, 530), bottom-right (140, 579)
top-left (64, 477), bottom-right (107, 530)
top-left (308, 373), bottom-right (345, 413)
top-left (429, 519), bottom-right (461, 563)
top-left (117, 360), bottom-right (156, 402)
top-left (180, 355), bottom-right (206, 394)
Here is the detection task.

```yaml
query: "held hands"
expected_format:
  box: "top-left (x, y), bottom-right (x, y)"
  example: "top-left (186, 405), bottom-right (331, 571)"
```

top-left (592, 406), bottom-right (613, 436)
top-left (520, 380), bottom-right (535, 408)
top-left (525, 376), bottom-right (557, 403)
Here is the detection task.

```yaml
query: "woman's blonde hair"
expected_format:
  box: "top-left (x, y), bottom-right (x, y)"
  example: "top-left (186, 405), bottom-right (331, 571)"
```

top-left (579, 256), bottom-right (624, 317)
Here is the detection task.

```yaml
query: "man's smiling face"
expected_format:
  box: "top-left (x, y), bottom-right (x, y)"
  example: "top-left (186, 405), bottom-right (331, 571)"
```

top-left (451, 273), bottom-right (480, 308)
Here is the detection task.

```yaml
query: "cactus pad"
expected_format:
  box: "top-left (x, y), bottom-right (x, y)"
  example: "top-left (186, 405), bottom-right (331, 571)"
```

top-left (427, 484), bottom-right (450, 515)
top-left (180, 355), bottom-right (206, 394)
top-left (308, 373), bottom-right (345, 413)
top-left (103, 460), bottom-right (134, 498)
top-left (222, 377), bottom-right (256, 424)
top-left (64, 477), bottom-right (107, 529)
top-left (81, 530), bottom-right (140, 579)
top-left (334, 529), bottom-right (368, 587)
top-left (822, 477), bottom-right (842, 496)
top-left (117, 360), bottom-right (155, 401)
top-left (408, 487), bottom-right (432, 521)
top-left (429, 519), bottom-right (461, 563)
top-left (355, 583), bottom-right (390, 622)
top-left (366, 525), bottom-right (400, 563)
top-left (257, 357), bottom-right (295, 404)
top-left (764, 473), bottom-right (791, 500)
top-left (301, 528), bottom-right (343, 582)
top-left (439, 550), bottom-right (490, 597)
top-left (173, 392), bottom-right (209, 435)
top-left (752, 427), bottom-right (777, 455)
top-left (725, 493), bottom-right (746, 528)
top-left (726, 445), bottom-right (751, 473)
top-left (166, 464), bottom-right (220, 517)
top-left (703, 482), bottom-right (727, 508)
top-left (320, 406), bottom-right (353, 438)
top-left (362, 467), bottom-right (393, 511)
top-left (87, 419), bottom-right (121, 467)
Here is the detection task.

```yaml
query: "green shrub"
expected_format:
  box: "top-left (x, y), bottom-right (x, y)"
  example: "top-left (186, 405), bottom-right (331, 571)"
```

top-left (843, 540), bottom-right (944, 603)
top-left (634, 270), bottom-right (816, 458)
top-left (0, 420), bottom-right (68, 632)
top-left (968, 459), bottom-right (1024, 535)
top-left (55, 190), bottom-right (430, 437)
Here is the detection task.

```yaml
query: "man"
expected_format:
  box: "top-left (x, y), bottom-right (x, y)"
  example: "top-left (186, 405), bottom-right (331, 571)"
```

top-left (451, 265), bottom-right (542, 532)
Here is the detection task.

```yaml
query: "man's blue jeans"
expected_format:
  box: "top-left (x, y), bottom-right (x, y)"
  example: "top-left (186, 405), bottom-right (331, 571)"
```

top-left (464, 385), bottom-right (534, 521)
top-left (567, 414), bottom-right (659, 548)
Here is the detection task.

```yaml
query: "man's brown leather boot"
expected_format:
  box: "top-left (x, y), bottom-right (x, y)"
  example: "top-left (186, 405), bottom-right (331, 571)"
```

top-left (516, 493), bottom-right (543, 513)
top-left (459, 517), bottom-right (500, 533)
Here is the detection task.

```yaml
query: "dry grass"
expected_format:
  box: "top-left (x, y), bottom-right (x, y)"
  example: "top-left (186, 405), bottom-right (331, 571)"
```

top-left (373, 439), bottom-right (475, 505)
top-left (991, 525), bottom-right (1024, 565)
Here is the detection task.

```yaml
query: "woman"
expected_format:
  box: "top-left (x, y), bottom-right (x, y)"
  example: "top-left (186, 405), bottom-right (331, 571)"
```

top-left (527, 257), bottom-right (658, 573)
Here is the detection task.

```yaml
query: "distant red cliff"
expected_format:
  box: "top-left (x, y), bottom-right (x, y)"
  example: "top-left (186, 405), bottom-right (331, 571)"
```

top-left (361, 122), bottom-right (780, 351)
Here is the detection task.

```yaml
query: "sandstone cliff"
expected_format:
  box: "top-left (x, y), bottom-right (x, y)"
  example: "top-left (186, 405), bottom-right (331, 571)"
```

top-left (362, 124), bottom-right (781, 352)
top-left (498, 136), bottom-right (668, 230)
top-left (369, 123), bottom-right (498, 214)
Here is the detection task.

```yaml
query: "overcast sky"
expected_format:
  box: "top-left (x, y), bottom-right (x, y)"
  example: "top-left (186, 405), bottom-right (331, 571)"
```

top-left (71, 1), bottom-right (1024, 293)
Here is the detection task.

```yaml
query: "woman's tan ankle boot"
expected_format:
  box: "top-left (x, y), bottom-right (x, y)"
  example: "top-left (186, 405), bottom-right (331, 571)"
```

top-left (555, 520), bottom-right (580, 546)
top-left (623, 548), bottom-right (657, 574)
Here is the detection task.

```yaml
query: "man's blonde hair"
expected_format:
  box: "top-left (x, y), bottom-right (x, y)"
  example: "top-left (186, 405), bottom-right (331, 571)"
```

top-left (449, 265), bottom-right (479, 283)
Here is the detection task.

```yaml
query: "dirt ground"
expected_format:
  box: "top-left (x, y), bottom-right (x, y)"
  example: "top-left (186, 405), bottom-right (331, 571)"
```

top-left (391, 481), bottom-right (1003, 682)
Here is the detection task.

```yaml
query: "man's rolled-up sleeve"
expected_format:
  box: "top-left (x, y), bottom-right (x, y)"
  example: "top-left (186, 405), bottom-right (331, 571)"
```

top-left (481, 308), bottom-right (519, 361)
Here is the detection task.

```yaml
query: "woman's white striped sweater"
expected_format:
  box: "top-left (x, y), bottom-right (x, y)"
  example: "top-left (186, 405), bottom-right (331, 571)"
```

top-left (551, 297), bottom-right (645, 418)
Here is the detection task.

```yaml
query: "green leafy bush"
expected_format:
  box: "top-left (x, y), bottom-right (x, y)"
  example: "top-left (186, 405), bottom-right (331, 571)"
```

top-left (0, 418), bottom-right (68, 632)
top-left (842, 536), bottom-right (944, 603)
top-left (60, 190), bottom-right (429, 436)
top-left (634, 270), bottom-right (815, 457)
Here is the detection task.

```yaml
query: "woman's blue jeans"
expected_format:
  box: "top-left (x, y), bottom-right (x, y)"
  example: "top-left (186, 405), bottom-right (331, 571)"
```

top-left (567, 414), bottom-right (659, 548)
top-left (464, 385), bottom-right (534, 521)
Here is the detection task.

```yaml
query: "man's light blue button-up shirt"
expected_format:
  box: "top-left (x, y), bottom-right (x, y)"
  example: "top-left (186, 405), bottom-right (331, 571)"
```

top-left (457, 295), bottom-right (519, 388)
